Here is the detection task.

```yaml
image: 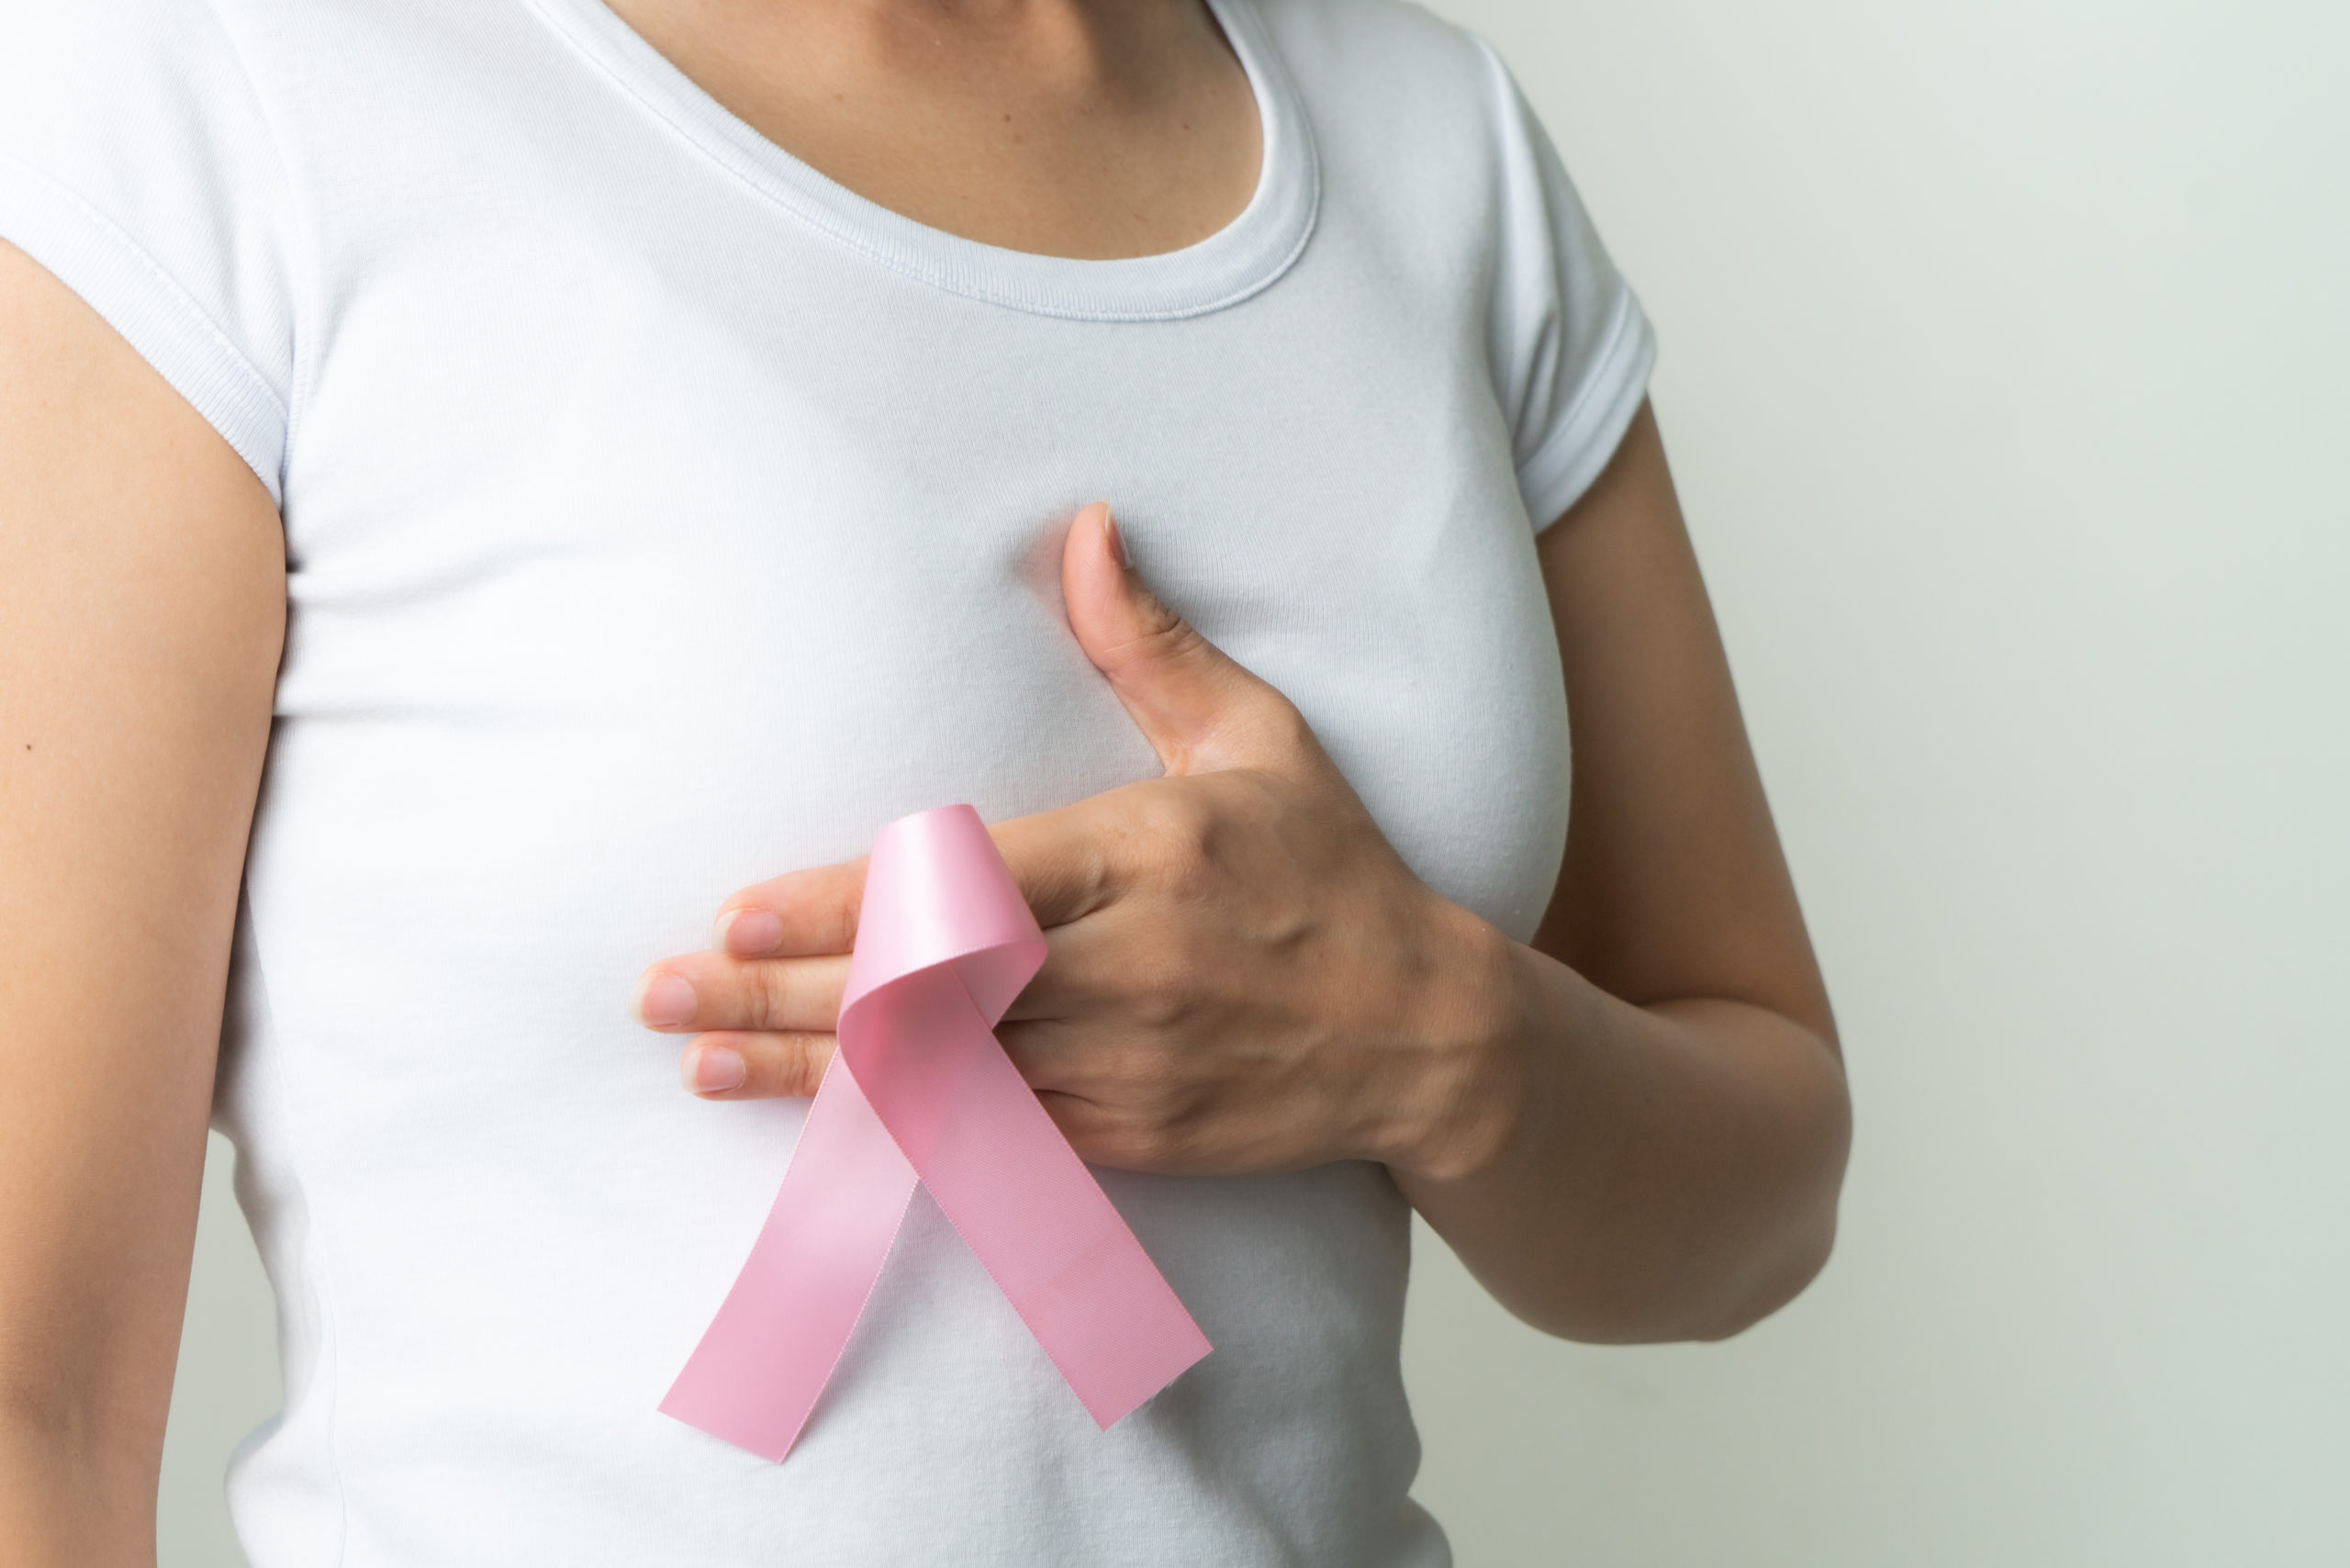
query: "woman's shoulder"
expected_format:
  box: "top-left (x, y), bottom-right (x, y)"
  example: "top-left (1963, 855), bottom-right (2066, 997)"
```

top-left (0, 0), bottom-right (262, 92)
top-left (0, 0), bottom-right (290, 184)
top-left (1246, 0), bottom-right (1514, 110)
top-left (0, 0), bottom-right (308, 506)
top-left (1247, 0), bottom-right (1655, 530)
top-left (1244, 0), bottom-right (1567, 216)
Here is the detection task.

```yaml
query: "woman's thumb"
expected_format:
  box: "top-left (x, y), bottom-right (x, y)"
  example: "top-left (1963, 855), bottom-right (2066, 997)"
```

top-left (1060, 502), bottom-right (1304, 778)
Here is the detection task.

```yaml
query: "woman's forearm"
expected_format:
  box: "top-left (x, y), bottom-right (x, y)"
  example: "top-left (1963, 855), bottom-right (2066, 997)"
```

top-left (1395, 920), bottom-right (1852, 1344)
top-left (0, 1408), bottom-right (165, 1568)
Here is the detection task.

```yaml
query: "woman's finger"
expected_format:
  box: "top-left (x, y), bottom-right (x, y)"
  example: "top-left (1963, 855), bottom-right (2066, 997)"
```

top-left (986, 796), bottom-right (1128, 929)
top-left (679, 1030), bottom-right (835, 1100)
top-left (997, 903), bottom-right (1145, 1022)
top-left (713, 857), bottom-right (868, 957)
top-left (993, 1016), bottom-right (1102, 1092)
top-left (714, 799), bottom-right (1120, 956)
top-left (712, 740), bottom-right (1195, 990)
top-left (635, 951), bottom-right (849, 1033)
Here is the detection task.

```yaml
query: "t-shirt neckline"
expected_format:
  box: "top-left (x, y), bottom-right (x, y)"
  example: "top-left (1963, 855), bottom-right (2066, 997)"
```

top-left (523, 0), bottom-right (1320, 322)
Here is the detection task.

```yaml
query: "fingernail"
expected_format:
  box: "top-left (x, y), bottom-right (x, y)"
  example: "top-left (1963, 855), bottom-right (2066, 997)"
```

top-left (637, 972), bottom-right (697, 1027)
top-left (1101, 504), bottom-right (1130, 570)
top-left (719, 908), bottom-right (784, 956)
top-left (686, 1044), bottom-right (747, 1093)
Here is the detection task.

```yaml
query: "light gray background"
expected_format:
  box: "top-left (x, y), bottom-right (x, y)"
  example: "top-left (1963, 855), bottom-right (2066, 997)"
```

top-left (161, 0), bottom-right (2350, 1561)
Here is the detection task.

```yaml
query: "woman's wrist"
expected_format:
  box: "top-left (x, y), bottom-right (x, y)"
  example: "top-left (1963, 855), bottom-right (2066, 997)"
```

top-left (1371, 891), bottom-right (1539, 1185)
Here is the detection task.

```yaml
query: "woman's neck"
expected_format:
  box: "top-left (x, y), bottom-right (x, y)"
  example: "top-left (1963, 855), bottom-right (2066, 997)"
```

top-left (602, 0), bottom-right (1264, 259)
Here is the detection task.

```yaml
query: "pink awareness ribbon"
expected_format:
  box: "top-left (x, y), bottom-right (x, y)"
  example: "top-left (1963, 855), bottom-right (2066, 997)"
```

top-left (661, 804), bottom-right (1214, 1461)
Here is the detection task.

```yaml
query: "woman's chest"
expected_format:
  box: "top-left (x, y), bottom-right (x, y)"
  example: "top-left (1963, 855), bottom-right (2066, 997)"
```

top-left (267, 141), bottom-right (1567, 940)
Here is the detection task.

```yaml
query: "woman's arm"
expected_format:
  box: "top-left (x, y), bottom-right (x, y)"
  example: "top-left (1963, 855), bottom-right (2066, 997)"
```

top-left (637, 403), bottom-right (1849, 1345)
top-left (1394, 401), bottom-right (1849, 1341)
top-left (0, 241), bottom-right (285, 1565)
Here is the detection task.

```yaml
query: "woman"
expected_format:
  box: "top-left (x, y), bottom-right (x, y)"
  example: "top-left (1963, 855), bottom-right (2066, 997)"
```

top-left (0, 0), bottom-right (1851, 1561)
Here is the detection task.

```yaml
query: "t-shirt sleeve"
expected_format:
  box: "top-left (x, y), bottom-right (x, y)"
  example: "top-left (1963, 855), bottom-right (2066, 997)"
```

top-left (1475, 39), bottom-right (1658, 532)
top-left (0, 0), bottom-right (298, 506)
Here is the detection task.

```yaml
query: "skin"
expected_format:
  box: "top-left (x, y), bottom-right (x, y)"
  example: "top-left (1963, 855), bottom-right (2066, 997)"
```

top-left (0, 238), bottom-right (285, 1563)
top-left (605, 0), bottom-right (1263, 258)
top-left (0, 0), bottom-right (1848, 1559)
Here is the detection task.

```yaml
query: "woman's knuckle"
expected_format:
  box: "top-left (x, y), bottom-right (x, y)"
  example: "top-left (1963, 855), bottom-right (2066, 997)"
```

top-left (1125, 1104), bottom-right (1207, 1171)
top-left (753, 1033), bottom-right (824, 1097)
top-left (1259, 701), bottom-right (1316, 761)
top-left (1138, 797), bottom-right (1226, 899)
top-left (797, 1037), bottom-right (834, 1096)
top-left (1098, 1106), bottom-right (1171, 1169)
top-left (1123, 956), bottom-right (1193, 1027)
top-left (1138, 790), bottom-right (1207, 856)
top-left (1131, 603), bottom-right (1205, 665)
top-left (746, 963), bottom-right (796, 1030)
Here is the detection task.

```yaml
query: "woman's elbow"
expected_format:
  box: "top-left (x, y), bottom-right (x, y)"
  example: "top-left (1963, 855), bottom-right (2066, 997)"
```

top-left (1695, 1068), bottom-right (1853, 1342)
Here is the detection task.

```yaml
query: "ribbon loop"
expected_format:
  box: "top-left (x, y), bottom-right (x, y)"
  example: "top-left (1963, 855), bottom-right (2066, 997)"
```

top-left (662, 805), bottom-right (1212, 1462)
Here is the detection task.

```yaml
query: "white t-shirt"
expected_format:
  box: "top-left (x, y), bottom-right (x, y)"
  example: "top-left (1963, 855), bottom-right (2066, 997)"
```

top-left (0, 0), bottom-right (1654, 1562)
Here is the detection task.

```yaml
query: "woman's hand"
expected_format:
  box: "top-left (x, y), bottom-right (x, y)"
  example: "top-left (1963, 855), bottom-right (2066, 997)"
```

top-left (638, 409), bottom-right (1850, 1346)
top-left (633, 501), bottom-right (1520, 1182)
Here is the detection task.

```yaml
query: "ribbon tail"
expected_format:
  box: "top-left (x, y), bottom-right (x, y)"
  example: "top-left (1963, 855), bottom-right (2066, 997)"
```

top-left (660, 1058), bottom-right (916, 1461)
top-left (843, 965), bottom-right (1214, 1428)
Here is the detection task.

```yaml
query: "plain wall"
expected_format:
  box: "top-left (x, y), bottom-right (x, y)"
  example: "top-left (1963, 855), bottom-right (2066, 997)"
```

top-left (161, 0), bottom-right (2350, 1562)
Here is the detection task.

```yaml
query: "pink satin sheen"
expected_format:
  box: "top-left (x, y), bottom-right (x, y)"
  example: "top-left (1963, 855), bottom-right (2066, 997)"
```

top-left (661, 805), bottom-right (1213, 1462)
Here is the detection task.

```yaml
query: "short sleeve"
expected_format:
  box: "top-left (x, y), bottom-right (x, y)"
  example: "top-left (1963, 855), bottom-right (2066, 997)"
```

top-left (1476, 39), bottom-right (1658, 532)
top-left (0, 0), bottom-right (298, 506)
